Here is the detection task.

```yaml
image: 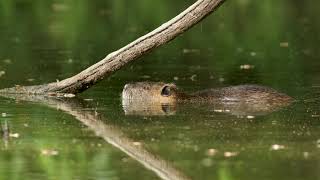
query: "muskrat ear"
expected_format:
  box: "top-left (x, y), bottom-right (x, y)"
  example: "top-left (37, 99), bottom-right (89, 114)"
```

top-left (161, 86), bottom-right (172, 97)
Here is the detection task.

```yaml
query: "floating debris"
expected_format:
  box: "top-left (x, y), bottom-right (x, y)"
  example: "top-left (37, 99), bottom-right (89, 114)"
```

top-left (270, 144), bottom-right (285, 151)
top-left (246, 115), bottom-right (255, 119)
top-left (173, 76), bottom-right (179, 81)
top-left (219, 77), bottom-right (225, 82)
top-left (3, 59), bottom-right (12, 64)
top-left (224, 151), bottom-right (238, 157)
top-left (206, 148), bottom-right (218, 156)
top-left (193, 145), bottom-right (200, 152)
top-left (317, 139), bottom-right (320, 148)
top-left (280, 42), bottom-right (289, 48)
top-left (240, 64), bottom-right (255, 70)
top-left (27, 78), bottom-right (35, 82)
top-left (250, 52), bottom-right (257, 57)
top-left (183, 49), bottom-right (200, 54)
top-left (1, 113), bottom-right (7, 117)
top-left (9, 133), bottom-right (20, 138)
top-left (0, 71), bottom-right (5, 77)
top-left (41, 149), bottom-right (59, 156)
top-left (190, 74), bottom-right (197, 81)
top-left (67, 59), bottom-right (73, 64)
top-left (214, 109), bottom-right (223, 113)
top-left (213, 109), bottom-right (230, 113)
top-left (141, 75), bottom-right (151, 79)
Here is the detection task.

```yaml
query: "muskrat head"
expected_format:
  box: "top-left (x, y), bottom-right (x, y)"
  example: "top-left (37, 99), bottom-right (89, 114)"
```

top-left (122, 82), bottom-right (178, 103)
top-left (121, 82), bottom-right (177, 116)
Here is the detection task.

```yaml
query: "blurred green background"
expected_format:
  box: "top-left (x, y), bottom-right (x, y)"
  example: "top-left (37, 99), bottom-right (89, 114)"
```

top-left (0, 0), bottom-right (320, 180)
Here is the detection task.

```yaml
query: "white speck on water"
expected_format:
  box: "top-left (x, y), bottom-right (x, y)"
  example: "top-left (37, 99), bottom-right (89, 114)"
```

top-left (270, 144), bottom-right (285, 151)
top-left (67, 59), bottom-right (73, 64)
top-left (240, 64), bottom-right (255, 70)
top-left (303, 152), bottom-right (309, 158)
top-left (190, 74), bottom-right (197, 81)
top-left (246, 115), bottom-right (255, 119)
top-left (224, 151), bottom-right (239, 157)
top-left (141, 75), bottom-right (151, 79)
top-left (1, 113), bottom-right (7, 117)
top-left (41, 149), bottom-right (59, 156)
top-left (183, 49), bottom-right (200, 54)
top-left (280, 42), bottom-right (289, 48)
top-left (250, 52), bottom-right (257, 56)
top-left (316, 139), bottom-right (320, 148)
top-left (219, 77), bottom-right (225, 82)
top-left (9, 133), bottom-right (20, 138)
top-left (193, 145), bottom-right (200, 152)
top-left (3, 59), bottom-right (12, 64)
top-left (206, 148), bottom-right (218, 156)
top-left (214, 109), bottom-right (223, 113)
top-left (173, 76), bottom-right (179, 81)
top-left (0, 71), bottom-right (5, 77)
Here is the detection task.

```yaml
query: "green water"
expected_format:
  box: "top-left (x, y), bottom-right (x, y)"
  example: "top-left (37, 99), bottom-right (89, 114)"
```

top-left (1, 0), bottom-right (320, 180)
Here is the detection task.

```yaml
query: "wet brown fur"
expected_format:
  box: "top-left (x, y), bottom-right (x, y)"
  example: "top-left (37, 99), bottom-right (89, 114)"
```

top-left (122, 82), bottom-right (293, 105)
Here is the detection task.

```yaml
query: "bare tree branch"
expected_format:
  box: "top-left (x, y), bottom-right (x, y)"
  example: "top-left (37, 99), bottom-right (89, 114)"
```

top-left (0, 0), bottom-right (226, 95)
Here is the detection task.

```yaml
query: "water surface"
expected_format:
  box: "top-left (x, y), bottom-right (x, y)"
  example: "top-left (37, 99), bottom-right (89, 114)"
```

top-left (1, 0), bottom-right (320, 179)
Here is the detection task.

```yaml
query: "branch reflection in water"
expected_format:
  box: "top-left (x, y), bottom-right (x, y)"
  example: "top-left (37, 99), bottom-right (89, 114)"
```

top-left (0, 94), bottom-right (190, 180)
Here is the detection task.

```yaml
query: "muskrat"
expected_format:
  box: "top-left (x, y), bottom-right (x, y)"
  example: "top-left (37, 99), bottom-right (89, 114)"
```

top-left (121, 82), bottom-right (293, 116)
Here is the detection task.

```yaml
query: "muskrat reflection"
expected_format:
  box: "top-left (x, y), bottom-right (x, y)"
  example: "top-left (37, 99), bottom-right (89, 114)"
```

top-left (122, 82), bottom-right (293, 116)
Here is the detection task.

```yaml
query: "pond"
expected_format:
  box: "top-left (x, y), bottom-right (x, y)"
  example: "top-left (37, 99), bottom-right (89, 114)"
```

top-left (1, 0), bottom-right (320, 179)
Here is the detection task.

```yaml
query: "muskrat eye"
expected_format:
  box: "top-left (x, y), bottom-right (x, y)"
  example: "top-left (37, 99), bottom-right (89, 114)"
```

top-left (161, 86), bottom-right (171, 97)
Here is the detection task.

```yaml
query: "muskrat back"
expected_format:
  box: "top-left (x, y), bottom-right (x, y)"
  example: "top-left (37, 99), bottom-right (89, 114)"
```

top-left (189, 85), bottom-right (293, 104)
